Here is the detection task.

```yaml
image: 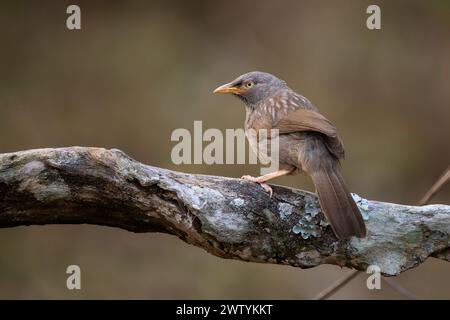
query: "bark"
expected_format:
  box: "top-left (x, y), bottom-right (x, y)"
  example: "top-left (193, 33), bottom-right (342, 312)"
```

top-left (0, 147), bottom-right (448, 276)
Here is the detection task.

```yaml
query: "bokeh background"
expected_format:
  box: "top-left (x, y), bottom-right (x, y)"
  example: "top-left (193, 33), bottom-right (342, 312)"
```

top-left (0, 0), bottom-right (449, 299)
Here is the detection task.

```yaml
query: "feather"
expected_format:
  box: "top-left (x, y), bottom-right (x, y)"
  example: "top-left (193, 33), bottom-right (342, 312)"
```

top-left (310, 168), bottom-right (366, 239)
top-left (274, 99), bottom-right (345, 160)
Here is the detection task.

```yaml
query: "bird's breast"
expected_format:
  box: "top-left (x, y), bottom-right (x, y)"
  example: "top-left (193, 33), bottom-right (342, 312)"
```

top-left (244, 105), bottom-right (275, 131)
top-left (244, 107), bottom-right (281, 165)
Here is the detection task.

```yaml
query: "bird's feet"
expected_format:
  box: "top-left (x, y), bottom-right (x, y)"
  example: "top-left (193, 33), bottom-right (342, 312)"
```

top-left (241, 175), bottom-right (273, 197)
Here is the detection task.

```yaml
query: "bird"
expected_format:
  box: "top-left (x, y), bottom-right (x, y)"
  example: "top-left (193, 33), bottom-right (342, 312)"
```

top-left (213, 71), bottom-right (366, 239)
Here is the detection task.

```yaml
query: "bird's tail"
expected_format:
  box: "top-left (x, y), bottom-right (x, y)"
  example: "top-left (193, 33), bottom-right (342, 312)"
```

top-left (310, 167), bottom-right (366, 239)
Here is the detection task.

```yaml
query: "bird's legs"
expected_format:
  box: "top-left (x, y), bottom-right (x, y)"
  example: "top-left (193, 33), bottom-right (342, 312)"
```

top-left (241, 169), bottom-right (294, 197)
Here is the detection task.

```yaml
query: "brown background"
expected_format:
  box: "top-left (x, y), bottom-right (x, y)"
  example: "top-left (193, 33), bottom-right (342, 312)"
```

top-left (0, 0), bottom-right (449, 298)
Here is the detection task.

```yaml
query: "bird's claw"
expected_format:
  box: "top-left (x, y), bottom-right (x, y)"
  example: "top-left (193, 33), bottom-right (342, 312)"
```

top-left (241, 175), bottom-right (273, 197)
top-left (241, 175), bottom-right (258, 182)
top-left (259, 183), bottom-right (273, 197)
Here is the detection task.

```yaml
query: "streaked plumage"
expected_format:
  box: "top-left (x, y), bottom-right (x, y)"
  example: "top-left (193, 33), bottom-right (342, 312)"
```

top-left (214, 71), bottom-right (366, 239)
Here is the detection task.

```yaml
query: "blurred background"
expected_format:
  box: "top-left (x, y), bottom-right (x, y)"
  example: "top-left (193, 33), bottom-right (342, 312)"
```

top-left (0, 0), bottom-right (449, 299)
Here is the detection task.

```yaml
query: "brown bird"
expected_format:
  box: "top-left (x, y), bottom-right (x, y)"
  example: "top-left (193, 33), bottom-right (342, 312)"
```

top-left (214, 71), bottom-right (366, 239)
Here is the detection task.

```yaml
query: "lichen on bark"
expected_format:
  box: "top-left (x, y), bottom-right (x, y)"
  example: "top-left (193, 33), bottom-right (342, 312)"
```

top-left (0, 147), bottom-right (448, 276)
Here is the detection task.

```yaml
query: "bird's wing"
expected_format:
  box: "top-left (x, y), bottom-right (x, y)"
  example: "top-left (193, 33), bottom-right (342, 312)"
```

top-left (276, 108), bottom-right (337, 136)
top-left (274, 100), bottom-right (345, 160)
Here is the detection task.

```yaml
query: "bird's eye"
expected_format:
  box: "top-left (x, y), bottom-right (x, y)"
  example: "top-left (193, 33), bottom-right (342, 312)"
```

top-left (245, 81), bottom-right (254, 88)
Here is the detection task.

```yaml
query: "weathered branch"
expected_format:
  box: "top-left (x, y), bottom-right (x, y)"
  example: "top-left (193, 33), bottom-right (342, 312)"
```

top-left (0, 147), bottom-right (448, 276)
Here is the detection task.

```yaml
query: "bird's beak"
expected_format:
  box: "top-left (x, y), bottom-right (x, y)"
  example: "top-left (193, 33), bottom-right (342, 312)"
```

top-left (213, 82), bottom-right (245, 94)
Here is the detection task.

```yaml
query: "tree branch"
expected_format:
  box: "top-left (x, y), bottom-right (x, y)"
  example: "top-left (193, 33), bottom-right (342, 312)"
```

top-left (0, 147), bottom-right (448, 276)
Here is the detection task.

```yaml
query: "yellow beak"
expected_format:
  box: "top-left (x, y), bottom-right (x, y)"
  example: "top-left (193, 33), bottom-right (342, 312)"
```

top-left (213, 82), bottom-right (245, 94)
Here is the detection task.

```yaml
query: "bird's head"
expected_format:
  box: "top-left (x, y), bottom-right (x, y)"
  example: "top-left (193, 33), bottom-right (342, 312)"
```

top-left (214, 71), bottom-right (287, 105)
